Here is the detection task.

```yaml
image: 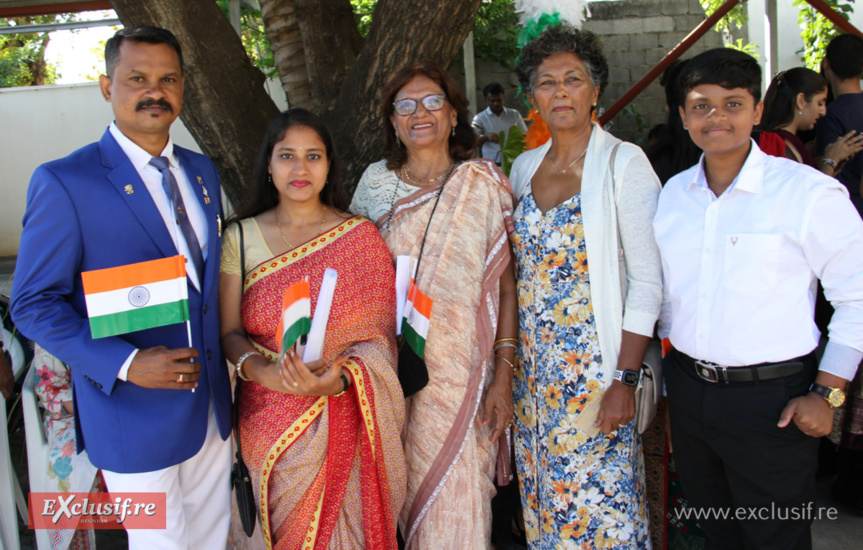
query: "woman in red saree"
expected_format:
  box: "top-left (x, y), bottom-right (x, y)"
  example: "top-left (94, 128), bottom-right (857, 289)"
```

top-left (220, 109), bottom-right (406, 550)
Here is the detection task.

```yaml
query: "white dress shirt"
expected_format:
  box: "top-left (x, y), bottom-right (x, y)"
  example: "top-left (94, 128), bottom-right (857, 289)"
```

top-left (654, 141), bottom-right (863, 380)
top-left (109, 122), bottom-right (209, 380)
top-left (472, 107), bottom-right (528, 163)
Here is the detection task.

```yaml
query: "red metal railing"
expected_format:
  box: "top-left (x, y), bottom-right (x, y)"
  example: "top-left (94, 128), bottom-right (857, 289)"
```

top-left (599, 0), bottom-right (863, 126)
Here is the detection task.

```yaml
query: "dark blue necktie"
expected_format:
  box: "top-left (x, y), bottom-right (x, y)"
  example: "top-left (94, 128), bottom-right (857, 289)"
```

top-left (149, 156), bottom-right (205, 280)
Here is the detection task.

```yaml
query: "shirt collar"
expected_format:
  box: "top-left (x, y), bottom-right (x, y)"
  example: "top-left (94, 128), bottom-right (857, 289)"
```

top-left (109, 122), bottom-right (177, 172)
top-left (686, 138), bottom-right (765, 196)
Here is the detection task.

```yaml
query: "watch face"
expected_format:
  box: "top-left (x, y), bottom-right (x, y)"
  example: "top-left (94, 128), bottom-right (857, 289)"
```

top-left (622, 370), bottom-right (640, 387)
top-left (827, 389), bottom-right (845, 408)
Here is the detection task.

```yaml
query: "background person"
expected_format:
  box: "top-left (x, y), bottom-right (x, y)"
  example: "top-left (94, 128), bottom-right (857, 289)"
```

top-left (350, 63), bottom-right (517, 549)
top-left (219, 108), bottom-right (406, 549)
top-left (10, 26), bottom-right (233, 549)
top-left (509, 23), bottom-right (662, 548)
top-left (473, 82), bottom-right (529, 165)
top-left (816, 33), bottom-right (863, 215)
top-left (760, 67), bottom-right (862, 170)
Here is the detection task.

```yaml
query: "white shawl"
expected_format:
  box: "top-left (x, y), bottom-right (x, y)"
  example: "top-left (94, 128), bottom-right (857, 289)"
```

top-left (510, 122), bottom-right (662, 383)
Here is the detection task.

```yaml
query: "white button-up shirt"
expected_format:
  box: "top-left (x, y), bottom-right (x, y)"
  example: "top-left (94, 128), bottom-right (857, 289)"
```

top-left (654, 141), bottom-right (863, 381)
top-left (110, 122), bottom-right (209, 380)
top-left (109, 122), bottom-right (208, 290)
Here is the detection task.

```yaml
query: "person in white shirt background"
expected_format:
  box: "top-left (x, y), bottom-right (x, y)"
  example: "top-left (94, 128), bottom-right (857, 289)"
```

top-left (654, 48), bottom-right (863, 550)
top-left (472, 82), bottom-right (529, 165)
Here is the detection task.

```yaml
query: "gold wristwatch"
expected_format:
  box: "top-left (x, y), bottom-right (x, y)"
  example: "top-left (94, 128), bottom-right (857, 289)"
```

top-left (810, 383), bottom-right (846, 408)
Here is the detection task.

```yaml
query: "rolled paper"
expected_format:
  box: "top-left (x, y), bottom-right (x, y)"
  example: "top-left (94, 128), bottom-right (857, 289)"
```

top-left (303, 268), bottom-right (337, 363)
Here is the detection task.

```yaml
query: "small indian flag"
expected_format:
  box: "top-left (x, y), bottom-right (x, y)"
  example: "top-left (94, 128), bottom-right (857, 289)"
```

top-left (401, 280), bottom-right (432, 358)
top-left (276, 279), bottom-right (311, 354)
top-left (81, 256), bottom-right (189, 339)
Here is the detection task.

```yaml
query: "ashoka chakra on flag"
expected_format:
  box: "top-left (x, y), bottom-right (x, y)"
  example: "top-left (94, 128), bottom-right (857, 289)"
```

top-left (128, 286), bottom-right (151, 307)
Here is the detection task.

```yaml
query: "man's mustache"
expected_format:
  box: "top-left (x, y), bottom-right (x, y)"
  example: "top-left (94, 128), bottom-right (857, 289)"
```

top-left (136, 98), bottom-right (174, 113)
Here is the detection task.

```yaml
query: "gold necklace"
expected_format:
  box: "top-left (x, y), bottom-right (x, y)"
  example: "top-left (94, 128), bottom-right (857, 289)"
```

top-left (547, 147), bottom-right (588, 174)
top-left (400, 160), bottom-right (455, 187)
top-left (276, 206), bottom-right (326, 250)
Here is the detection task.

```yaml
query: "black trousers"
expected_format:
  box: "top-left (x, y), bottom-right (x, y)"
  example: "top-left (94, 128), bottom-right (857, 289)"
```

top-left (664, 348), bottom-right (819, 550)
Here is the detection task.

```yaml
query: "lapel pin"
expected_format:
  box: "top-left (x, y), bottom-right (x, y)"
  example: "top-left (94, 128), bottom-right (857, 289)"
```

top-left (731, 236), bottom-right (738, 245)
top-left (124, 184), bottom-right (134, 195)
top-left (197, 176), bottom-right (211, 204)
top-left (217, 214), bottom-right (222, 238)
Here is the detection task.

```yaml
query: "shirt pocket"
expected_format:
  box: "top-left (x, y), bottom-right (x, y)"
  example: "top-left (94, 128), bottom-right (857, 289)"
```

top-left (723, 233), bottom-right (782, 297)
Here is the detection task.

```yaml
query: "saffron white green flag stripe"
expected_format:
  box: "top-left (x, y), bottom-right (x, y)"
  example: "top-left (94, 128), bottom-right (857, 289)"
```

top-left (401, 280), bottom-right (433, 358)
top-left (277, 279), bottom-right (311, 353)
top-left (81, 256), bottom-right (189, 339)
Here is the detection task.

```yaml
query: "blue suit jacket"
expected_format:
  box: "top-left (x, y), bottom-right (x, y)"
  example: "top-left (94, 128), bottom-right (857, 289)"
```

top-left (11, 129), bottom-right (232, 473)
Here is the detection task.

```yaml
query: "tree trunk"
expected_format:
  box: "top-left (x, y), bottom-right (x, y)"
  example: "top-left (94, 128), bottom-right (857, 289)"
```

top-left (260, 0), bottom-right (362, 115)
top-left (109, 0), bottom-right (280, 208)
top-left (262, 0), bottom-right (482, 193)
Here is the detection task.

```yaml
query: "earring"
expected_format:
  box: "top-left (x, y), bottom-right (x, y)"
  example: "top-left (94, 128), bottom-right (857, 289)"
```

top-left (268, 173), bottom-right (273, 184)
top-left (451, 126), bottom-right (456, 137)
top-left (798, 111), bottom-right (803, 116)
top-left (396, 134), bottom-right (401, 147)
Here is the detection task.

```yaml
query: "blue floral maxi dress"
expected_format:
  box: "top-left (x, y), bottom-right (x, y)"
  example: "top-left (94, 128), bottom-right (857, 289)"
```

top-left (512, 192), bottom-right (651, 549)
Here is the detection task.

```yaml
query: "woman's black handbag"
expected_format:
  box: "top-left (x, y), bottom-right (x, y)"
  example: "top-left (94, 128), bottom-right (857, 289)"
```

top-left (232, 380), bottom-right (257, 537)
top-left (396, 182), bottom-right (447, 398)
top-left (232, 223), bottom-right (257, 537)
top-left (397, 336), bottom-right (430, 397)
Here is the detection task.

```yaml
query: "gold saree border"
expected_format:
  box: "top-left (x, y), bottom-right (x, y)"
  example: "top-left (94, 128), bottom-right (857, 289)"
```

top-left (255, 358), bottom-right (376, 549)
top-left (344, 360), bottom-right (377, 463)
top-left (259, 396), bottom-right (328, 549)
top-left (244, 215), bottom-right (364, 292)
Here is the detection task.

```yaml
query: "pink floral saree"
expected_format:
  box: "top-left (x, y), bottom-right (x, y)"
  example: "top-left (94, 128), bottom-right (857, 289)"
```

top-left (376, 160), bottom-right (515, 549)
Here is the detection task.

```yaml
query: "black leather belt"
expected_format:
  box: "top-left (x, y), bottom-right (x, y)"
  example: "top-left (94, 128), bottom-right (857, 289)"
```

top-left (677, 351), bottom-right (805, 384)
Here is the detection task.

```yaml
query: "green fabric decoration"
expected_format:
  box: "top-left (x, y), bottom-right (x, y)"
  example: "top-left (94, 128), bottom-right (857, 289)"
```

top-left (517, 12), bottom-right (562, 49)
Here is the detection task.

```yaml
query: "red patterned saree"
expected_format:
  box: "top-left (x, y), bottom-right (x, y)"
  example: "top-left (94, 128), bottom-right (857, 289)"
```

top-left (238, 216), bottom-right (406, 550)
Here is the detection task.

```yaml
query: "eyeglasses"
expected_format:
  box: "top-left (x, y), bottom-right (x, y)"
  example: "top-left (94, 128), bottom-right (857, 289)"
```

top-left (392, 94), bottom-right (446, 116)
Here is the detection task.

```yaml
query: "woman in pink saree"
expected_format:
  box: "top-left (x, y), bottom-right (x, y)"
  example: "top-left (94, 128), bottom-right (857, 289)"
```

top-left (220, 109), bottom-right (406, 549)
top-left (350, 64), bottom-right (518, 549)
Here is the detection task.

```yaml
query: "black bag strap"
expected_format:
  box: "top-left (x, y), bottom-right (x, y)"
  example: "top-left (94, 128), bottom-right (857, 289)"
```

top-left (234, 222), bottom-right (246, 458)
top-left (412, 164), bottom-right (458, 284)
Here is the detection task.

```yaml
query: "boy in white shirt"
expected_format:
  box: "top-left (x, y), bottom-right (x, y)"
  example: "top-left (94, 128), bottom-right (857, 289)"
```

top-left (654, 47), bottom-right (863, 549)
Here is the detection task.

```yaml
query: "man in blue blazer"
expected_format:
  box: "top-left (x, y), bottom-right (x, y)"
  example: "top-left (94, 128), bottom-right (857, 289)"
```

top-left (11, 26), bottom-right (232, 548)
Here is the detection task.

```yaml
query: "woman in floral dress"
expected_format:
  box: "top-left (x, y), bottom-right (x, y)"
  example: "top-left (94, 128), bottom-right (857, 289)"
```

top-left (509, 24), bottom-right (662, 549)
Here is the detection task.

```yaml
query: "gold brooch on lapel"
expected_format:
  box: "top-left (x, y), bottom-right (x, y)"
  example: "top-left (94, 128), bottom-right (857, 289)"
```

top-left (124, 184), bottom-right (134, 195)
top-left (217, 214), bottom-right (222, 238)
top-left (197, 176), bottom-right (211, 204)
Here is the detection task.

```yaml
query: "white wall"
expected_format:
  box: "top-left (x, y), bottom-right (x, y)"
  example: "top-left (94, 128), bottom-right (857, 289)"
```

top-left (747, 0), bottom-right (863, 91)
top-left (0, 79), bottom-right (287, 256)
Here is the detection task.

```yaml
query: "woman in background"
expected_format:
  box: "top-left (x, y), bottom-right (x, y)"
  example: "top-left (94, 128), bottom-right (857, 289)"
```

top-left (760, 67), bottom-right (861, 171)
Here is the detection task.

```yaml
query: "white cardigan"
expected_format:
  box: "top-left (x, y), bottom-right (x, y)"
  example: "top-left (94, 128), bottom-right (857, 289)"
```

top-left (510, 123), bottom-right (662, 382)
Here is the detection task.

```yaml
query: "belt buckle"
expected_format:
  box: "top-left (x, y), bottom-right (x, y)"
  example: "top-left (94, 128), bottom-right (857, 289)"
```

top-left (694, 360), bottom-right (726, 383)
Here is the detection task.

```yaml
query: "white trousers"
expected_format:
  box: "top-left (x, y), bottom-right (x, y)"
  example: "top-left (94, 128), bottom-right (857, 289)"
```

top-left (101, 403), bottom-right (232, 550)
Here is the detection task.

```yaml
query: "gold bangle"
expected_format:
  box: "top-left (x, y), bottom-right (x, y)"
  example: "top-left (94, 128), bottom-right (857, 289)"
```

top-left (494, 337), bottom-right (518, 344)
top-left (235, 351), bottom-right (261, 382)
top-left (495, 355), bottom-right (515, 370)
top-left (494, 341), bottom-right (517, 351)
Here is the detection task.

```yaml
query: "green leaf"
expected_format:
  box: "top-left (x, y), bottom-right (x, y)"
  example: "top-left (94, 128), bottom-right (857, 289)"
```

top-left (499, 125), bottom-right (525, 177)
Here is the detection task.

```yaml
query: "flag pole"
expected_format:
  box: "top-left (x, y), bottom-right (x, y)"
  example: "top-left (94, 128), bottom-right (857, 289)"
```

top-left (186, 319), bottom-right (195, 393)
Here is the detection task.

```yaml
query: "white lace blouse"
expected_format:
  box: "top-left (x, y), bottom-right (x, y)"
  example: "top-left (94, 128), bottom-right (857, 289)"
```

top-left (349, 160), bottom-right (418, 226)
